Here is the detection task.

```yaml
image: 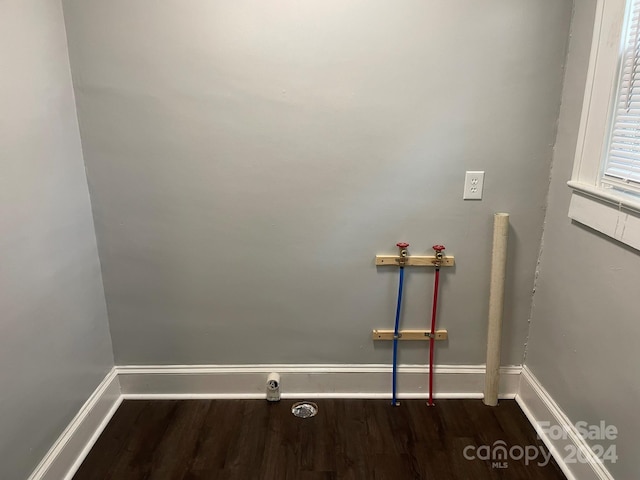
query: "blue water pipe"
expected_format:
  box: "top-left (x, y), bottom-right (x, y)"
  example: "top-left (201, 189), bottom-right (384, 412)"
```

top-left (392, 266), bottom-right (405, 406)
top-left (392, 242), bottom-right (409, 406)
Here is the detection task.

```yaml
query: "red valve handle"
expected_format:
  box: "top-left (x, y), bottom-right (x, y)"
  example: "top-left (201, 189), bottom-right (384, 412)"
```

top-left (432, 244), bottom-right (445, 252)
top-left (396, 242), bottom-right (410, 249)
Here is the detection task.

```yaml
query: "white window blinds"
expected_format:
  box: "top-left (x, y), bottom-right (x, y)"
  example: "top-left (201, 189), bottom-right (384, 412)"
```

top-left (605, 0), bottom-right (640, 193)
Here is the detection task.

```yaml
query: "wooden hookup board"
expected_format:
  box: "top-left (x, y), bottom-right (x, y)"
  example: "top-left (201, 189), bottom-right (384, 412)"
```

top-left (372, 329), bottom-right (448, 341)
top-left (375, 255), bottom-right (455, 267)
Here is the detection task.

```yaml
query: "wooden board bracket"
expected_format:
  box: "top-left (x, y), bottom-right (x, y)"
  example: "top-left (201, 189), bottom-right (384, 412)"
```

top-left (375, 255), bottom-right (455, 267)
top-left (372, 329), bottom-right (448, 341)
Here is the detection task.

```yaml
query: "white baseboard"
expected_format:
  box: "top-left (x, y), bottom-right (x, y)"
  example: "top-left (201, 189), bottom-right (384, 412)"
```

top-left (27, 363), bottom-right (521, 480)
top-left (27, 368), bottom-right (122, 480)
top-left (516, 366), bottom-right (614, 480)
top-left (24, 364), bottom-right (622, 480)
top-left (116, 364), bottom-right (521, 400)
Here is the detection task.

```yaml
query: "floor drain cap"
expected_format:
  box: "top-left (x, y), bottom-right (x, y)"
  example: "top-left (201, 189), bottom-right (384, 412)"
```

top-left (291, 402), bottom-right (318, 418)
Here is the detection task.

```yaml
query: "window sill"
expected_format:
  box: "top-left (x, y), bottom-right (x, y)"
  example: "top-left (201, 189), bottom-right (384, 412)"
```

top-left (567, 181), bottom-right (640, 251)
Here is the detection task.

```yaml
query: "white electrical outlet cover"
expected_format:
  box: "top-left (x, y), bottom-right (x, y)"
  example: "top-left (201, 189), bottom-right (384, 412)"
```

top-left (463, 171), bottom-right (485, 200)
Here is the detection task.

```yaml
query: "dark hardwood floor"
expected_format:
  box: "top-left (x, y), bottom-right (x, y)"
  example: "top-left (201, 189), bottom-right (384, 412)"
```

top-left (73, 399), bottom-right (566, 479)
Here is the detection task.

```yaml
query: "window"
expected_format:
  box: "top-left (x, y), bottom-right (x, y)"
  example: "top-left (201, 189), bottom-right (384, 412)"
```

top-left (603, 0), bottom-right (640, 193)
top-left (569, 0), bottom-right (640, 251)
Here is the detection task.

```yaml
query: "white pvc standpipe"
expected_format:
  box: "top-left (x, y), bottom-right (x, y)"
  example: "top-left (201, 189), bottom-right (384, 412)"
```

top-left (484, 213), bottom-right (509, 406)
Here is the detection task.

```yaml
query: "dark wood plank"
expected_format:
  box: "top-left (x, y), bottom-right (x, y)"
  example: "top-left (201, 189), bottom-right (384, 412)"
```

top-left (74, 399), bottom-right (566, 480)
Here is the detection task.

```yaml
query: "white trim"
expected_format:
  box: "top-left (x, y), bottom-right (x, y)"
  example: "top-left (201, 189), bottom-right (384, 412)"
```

top-left (116, 364), bottom-right (521, 400)
top-left (27, 368), bottom-right (122, 480)
top-left (568, 180), bottom-right (640, 213)
top-left (27, 363), bottom-right (522, 479)
top-left (568, 187), bottom-right (640, 250)
top-left (572, 0), bottom-right (627, 185)
top-left (567, 0), bottom-right (640, 251)
top-left (516, 366), bottom-right (614, 480)
top-left (24, 364), bottom-right (623, 480)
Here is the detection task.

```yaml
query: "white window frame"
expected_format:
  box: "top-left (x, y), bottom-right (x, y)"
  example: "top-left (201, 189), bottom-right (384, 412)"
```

top-left (569, 0), bottom-right (640, 251)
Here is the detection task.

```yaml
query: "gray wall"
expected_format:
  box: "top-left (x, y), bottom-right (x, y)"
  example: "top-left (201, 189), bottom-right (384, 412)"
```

top-left (526, 1), bottom-right (639, 478)
top-left (0, 1), bottom-right (114, 478)
top-left (62, 0), bottom-right (572, 366)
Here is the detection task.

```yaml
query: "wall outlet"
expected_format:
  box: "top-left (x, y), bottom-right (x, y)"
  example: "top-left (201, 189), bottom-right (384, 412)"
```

top-left (463, 171), bottom-right (484, 200)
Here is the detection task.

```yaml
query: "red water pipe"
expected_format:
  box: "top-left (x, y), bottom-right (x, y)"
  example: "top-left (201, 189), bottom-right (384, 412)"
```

top-left (429, 245), bottom-right (445, 406)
